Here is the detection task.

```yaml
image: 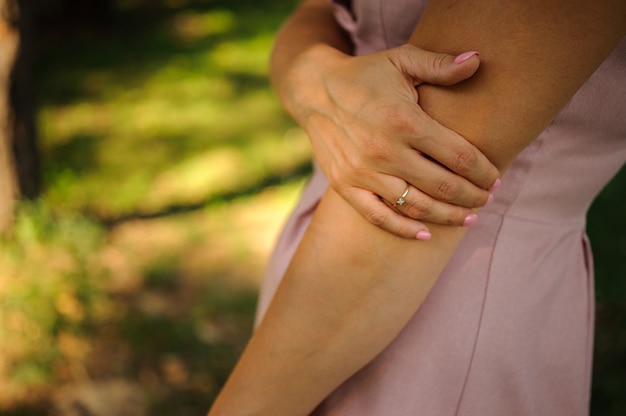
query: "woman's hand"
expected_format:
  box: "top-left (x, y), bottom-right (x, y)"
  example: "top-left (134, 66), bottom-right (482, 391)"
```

top-left (282, 43), bottom-right (501, 239)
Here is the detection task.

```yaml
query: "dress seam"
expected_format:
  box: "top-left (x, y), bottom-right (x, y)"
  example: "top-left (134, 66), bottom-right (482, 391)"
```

top-left (452, 215), bottom-right (504, 415)
top-left (581, 233), bottom-right (595, 413)
top-left (453, 124), bottom-right (555, 415)
top-left (379, 0), bottom-right (392, 49)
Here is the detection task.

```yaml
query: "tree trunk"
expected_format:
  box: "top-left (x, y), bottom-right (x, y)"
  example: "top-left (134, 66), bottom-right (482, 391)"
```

top-left (0, 0), bottom-right (39, 234)
top-left (0, 0), bottom-right (19, 233)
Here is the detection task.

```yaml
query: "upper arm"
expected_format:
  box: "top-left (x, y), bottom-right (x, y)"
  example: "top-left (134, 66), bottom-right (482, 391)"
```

top-left (409, 0), bottom-right (626, 171)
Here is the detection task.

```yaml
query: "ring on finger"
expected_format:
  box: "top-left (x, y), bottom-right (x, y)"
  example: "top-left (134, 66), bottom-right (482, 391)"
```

top-left (393, 186), bottom-right (410, 207)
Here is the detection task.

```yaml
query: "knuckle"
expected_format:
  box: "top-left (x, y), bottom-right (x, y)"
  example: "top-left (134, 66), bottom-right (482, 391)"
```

top-left (452, 147), bottom-right (477, 176)
top-left (465, 187), bottom-right (490, 208)
top-left (397, 43), bottom-right (413, 55)
top-left (379, 104), bottom-right (415, 133)
top-left (342, 153), bottom-right (375, 181)
top-left (393, 44), bottom-right (409, 61)
top-left (363, 206), bottom-right (389, 227)
top-left (405, 197), bottom-right (432, 219)
top-left (431, 205), bottom-right (471, 227)
top-left (435, 179), bottom-right (462, 202)
top-left (393, 222), bottom-right (414, 239)
top-left (427, 53), bottom-right (449, 84)
top-left (394, 44), bottom-right (415, 69)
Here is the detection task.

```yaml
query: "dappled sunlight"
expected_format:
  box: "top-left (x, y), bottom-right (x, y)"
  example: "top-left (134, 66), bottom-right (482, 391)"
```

top-left (39, 46), bottom-right (299, 215)
top-left (39, 103), bottom-right (113, 150)
top-left (210, 34), bottom-right (276, 76)
top-left (3, 0), bottom-right (624, 414)
top-left (3, 1), bottom-right (307, 412)
top-left (107, 180), bottom-right (304, 287)
top-left (141, 130), bottom-right (310, 212)
top-left (144, 147), bottom-right (249, 209)
top-left (169, 9), bottom-right (236, 43)
top-left (40, 77), bottom-right (308, 214)
top-left (0, 180), bottom-right (303, 412)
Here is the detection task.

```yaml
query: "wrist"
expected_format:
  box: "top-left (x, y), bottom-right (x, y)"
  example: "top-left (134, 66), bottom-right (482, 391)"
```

top-left (273, 44), bottom-right (350, 126)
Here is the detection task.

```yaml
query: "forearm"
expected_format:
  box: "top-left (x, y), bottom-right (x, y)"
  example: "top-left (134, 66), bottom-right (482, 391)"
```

top-left (269, 0), bottom-right (352, 120)
top-left (269, 0), bottom-right (502, 238)
top-left (209, 1), bottom-right (625, 414)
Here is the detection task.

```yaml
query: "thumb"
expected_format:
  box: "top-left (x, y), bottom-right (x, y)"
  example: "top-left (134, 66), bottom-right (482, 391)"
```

top-left (391, 44), bottom-right (480, 87)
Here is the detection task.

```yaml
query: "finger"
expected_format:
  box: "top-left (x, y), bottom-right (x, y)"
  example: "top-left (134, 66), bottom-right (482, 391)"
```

top-left (387, 184), bottom-right (481, 227)
top-left (345, 188), bottom-right (432, 240)
top-left (372, 176), bottom-right (482, 227)
top-left (407, 108), bottom-right (501, 191)
top-left (390, 44), bottom-right (481, 87)
top-left (380, 149), bottom-right (493, 208)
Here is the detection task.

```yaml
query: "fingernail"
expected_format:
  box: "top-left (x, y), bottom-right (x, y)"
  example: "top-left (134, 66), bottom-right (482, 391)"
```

top-left (416, 230), bottom-right (432, 241)
top-left (489, 178), bottom-right (501, 191)
top-left (485, 194), bottom-right (494, 207)
top-left (463, 213), bottom-right (478, 227)
top-left (454, 51), bottom-right (479, 64)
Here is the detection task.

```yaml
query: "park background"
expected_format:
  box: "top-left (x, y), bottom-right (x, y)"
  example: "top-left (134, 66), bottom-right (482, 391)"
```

top-left (0, 0), bottom-right (624, 414)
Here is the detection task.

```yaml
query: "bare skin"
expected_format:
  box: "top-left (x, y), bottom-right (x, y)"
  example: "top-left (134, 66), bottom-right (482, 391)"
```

top-left (270, 0), bottom-right (501, 239)
top-left (208, 0), bottom-right (626, 415)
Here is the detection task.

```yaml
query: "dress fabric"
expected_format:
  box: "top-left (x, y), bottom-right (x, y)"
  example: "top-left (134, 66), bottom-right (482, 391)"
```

top-left (255, 0), bottom-right (626, 414)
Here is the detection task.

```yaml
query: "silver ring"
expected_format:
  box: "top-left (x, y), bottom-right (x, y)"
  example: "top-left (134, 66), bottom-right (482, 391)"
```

top-left (394, 186), bottom-right (409, 206)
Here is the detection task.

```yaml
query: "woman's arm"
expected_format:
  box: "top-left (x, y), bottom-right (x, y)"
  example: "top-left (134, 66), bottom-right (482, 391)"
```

top-left (208, 1), bottom-right (626, 415)
top-left (271, 0), bottom-right (501, 239)
top-left (411, 0), bottom-right (626, 170)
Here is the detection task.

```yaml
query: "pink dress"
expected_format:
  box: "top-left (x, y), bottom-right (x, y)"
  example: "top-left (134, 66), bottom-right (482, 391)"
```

top-left (255, 1), bottom-right (626, 414)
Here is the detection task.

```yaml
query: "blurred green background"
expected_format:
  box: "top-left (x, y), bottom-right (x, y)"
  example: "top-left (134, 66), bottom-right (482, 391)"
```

top-left (0, 0), bottom-right (624, 415)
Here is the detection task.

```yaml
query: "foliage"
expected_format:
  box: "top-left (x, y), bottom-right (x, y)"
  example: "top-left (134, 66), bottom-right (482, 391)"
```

top-left (36, 0), bottom-right (308, 219)
top-left (0, 0), bottom-right (624, 414)
top-left (3, 0), bottom-right (309, 414)
top-left (0, 201), bottom-right (106, 403)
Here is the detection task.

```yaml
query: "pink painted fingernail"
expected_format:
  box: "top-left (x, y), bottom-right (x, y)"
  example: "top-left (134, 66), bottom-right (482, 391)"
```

top-left (454, 51), bottom-right (479, 64)
top-left (463, 213), bottom-right (478, 227)
top-left (489, 178), bottom-right (501, 191)
top-left (485, 194), bottom-right (494, 207)
top-left (416, 230), bottom-right (432, 241)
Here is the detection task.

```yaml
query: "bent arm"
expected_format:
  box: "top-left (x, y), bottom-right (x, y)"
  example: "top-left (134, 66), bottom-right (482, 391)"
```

top-left (208, 1), bottom-right (626, 415)
top-left (270, 0), bottom-right (502, 238)
top-left (411, 0), bottom-right (626, 170)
